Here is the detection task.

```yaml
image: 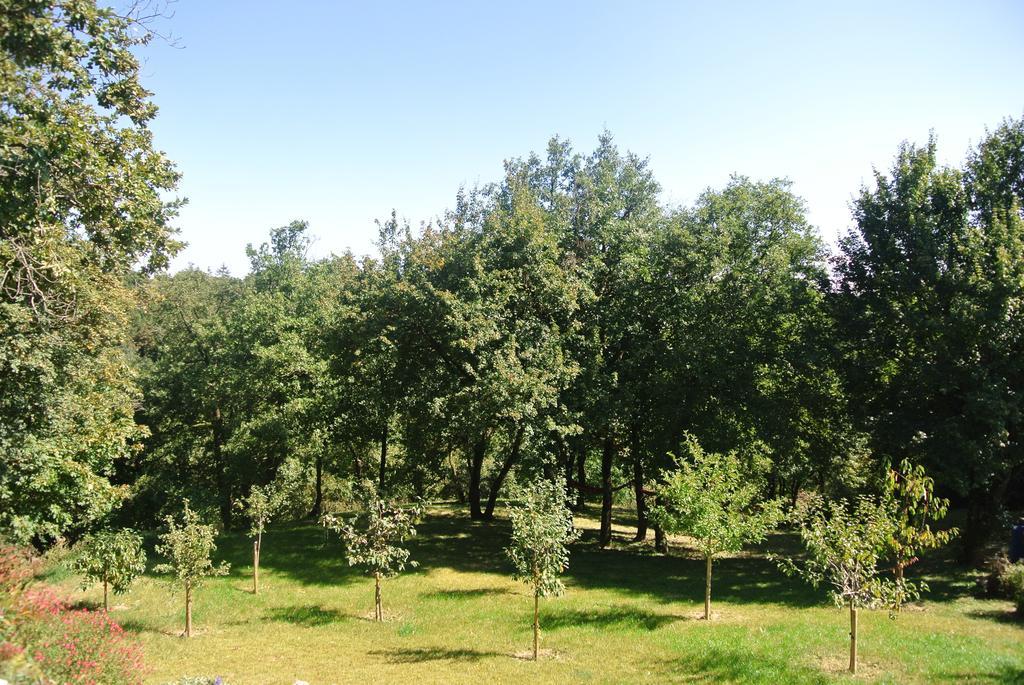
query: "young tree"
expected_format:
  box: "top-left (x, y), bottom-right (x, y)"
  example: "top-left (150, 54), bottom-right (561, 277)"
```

top-left (778, 496), bottom-right (899, 675)
top-left (650, 437), bottom-right (784, 620)
top-left (883, 459), bottom-right (957, 610)
top-left (72, 529), bottom-right (147, 612)
top-left (505, 477), bottom-right (581, 661)
top-left (154, 500), bottom-right (230, 637)
top-left (321, 481), bottom-right (422, 621)
top-left (236, 483), bottom-right (284, 595)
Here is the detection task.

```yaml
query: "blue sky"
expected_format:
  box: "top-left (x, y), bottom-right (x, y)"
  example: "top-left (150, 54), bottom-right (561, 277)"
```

top-left (138, 1), bottom-right (1024, 274)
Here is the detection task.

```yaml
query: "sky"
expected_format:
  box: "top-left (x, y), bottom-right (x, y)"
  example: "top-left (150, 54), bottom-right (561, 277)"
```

top-left (136, 1), bottom-right (1024, 275)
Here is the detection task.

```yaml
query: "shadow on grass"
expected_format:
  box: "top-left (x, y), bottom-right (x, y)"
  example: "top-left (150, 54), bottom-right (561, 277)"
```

top-left (422, 588), bottom-right (512, 601)
top-left (936, 665), bottom-right (1024, 684)
top-left (565, 534), bottom-right (822, 608)
top-left (965, 607), bottom-right (1024, 626)
top-left (369, 647), bottom-right (504, 663)
top-left (543, 605), bottom-right (682, 631)
top-left (400, 506), bottom-right (824, 607)
top-left (209, 521), bottom-right (362, 588)
top-left (196, 505), bottom-right (976, 611)
top-left (116, 617), bottom-right (178, 636)
top-left (661, 647), bottom-right (831, 684)
top-left (264, 604), bottom-right (351, 627)
top-left (67, 597), bottom-right (102, 611)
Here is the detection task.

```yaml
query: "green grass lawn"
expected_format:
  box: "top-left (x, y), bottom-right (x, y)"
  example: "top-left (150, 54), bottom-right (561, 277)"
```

top-left (57, 506), bottom-right (1023, 684)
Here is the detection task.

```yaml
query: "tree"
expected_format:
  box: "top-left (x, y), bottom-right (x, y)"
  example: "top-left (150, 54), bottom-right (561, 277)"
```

top-left (153, 500), bottom-right (230, 637)
top-left (883, 459), bottom-right (957, 611)
top-left (650, 436), bottom-right (784, 619)
top-left (778, 496), bottom-right (899, 675)
top-left (134, 223), bottom-right (326, 529)
top-left (72, 529), bottom-right (146, 612)
top-left (235, 483), bottom-right (285, 595)
top-left (834, 126), bottom-right (1024, 562)
top-left (650, 177), bottom-right (859, 509)
top-left (133, 268), bottom-right (243, 527)
top-left (321, 481), bottom-right (422, 621)
top-left (1, 0), bottom-right (182, 544)
top-left (505, 477), bottom-right (581, 660)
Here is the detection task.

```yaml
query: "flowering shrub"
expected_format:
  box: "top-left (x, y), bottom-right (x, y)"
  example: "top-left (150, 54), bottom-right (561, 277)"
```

top-left (0, 545), bottom-right (145, 685)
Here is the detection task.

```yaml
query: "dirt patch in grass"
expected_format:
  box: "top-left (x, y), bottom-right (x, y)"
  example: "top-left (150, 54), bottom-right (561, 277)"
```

top-left (817, 653), bottom-right (885, 679)
top-left (512, 648), bottom-right (563, 661)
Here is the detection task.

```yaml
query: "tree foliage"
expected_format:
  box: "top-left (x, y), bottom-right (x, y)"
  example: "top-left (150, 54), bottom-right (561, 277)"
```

top-left (153, 500), bottom-right (229, 636)
top-left (883, 459), bottom-right (957, 610)
top-left (779, 496), bottom-right (900, 674)
top-left (235, 480), bottom-right (288, 595)
top-left (505, 476), bottom-right (581, 660)
top-left (650, 436), bottom-right (784, 618)
top-left (834, 123), bottom-right (1024, 562)
top-left (72, 528), bottom-right (146, 611)
top-left (1, 0), bottom-right (183, 544)
top-left (321, 481), bottom-right (422, 621)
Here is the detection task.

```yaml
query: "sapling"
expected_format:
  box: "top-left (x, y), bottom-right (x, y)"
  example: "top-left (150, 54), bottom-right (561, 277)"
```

top-left (321, 481), bottom-right (422, 621)
top-left (650, 437), bottom-right (784, 620)
top-left (154, 500), bottom-right (230, 637)
top-left (72, 528), bottom-right (147, 611)
top-left (505, 476), bottom-right (581, 660)
top-left (883, 459), bottom-right (957, 611)
top-left (778, 496), bottom-right (898, 675)
top-left (236, 483), bottom-right (283, 595)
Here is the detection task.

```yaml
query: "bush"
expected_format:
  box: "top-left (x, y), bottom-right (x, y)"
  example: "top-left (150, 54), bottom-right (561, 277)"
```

top-left (978, 554), bottom-right (1015, 598)
top-left (0, 544), bottom-right (144, 685)
top-left (1003, 563), bottom-right (1024, 615)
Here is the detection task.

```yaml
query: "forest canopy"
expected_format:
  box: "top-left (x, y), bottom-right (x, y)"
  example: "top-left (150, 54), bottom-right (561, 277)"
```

top-left (1, 0), bottom-right (1021, 568)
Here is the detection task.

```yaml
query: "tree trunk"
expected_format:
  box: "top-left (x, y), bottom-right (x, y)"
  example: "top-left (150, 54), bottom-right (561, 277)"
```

top-left (849, 598), bottom-right (858, 674)
top-left (533, 592), bottom-right (540, 661)
top-left (374, 572), bottom-right (383, 621)
top-left (961, 491), bottom-right (997, 566)
top-left (893, 561), bottom-right (905, 612)
top-left (447, 448), bottom-right (466, 504)
top-left (484, 424), bottom-right (525, 519)
top-left (631, 430), bottom-right (648, 541)
top-left (351, 443), bottom-right (363, 479)
top-left (213, 405), bottom-right (232, 529)
top-left (185, 585), bottom-right (193, 638)
top-left (103, 578), bottom-right (109, 612)
top-left (561, 440), bottom-right (575, 502)
top-left (704, 553), bottom-right (713, 620)
top-left (253, 533), bottom-right (261, 595)
top-left (468, 435), bottom-right (488, 520)
top-left (379, 423), bottom-right (389, 492)
top-left (309, 452), bottom-right (324, 519)
top-left (654, 526), bottom-right (668, 553)
top-left (599, 435), bottom-right (615, 548)
top-left (575, 447), bottom-right (586, 511)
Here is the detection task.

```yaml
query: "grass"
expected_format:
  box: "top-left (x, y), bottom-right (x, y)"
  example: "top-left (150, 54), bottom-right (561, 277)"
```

top-left (55, 505), bottom-right (1024, 685)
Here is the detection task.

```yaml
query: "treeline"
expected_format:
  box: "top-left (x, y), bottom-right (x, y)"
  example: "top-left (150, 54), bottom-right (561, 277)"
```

top-left (121, 125), bottom-right (1024, 563)
top-left (1, 1), bottom-right (1021, 566)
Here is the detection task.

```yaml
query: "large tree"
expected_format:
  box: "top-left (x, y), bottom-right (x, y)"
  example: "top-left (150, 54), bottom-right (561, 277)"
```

top-left (1, 0), bottom-right (182, 543)
top-left (834, 125), bottom-right (1024, 562)
top-left (395, 182), bottom-right (581, 520)
top-left (134, 223), bottom-right (324, 528)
